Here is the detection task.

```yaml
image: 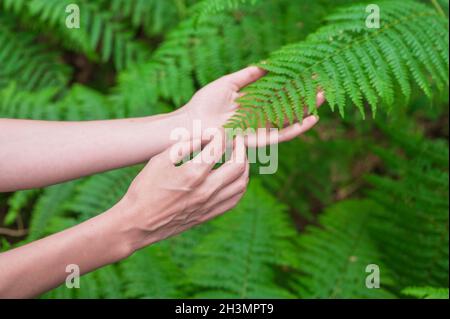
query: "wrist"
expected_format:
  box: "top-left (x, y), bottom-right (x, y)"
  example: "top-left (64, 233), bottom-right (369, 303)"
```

top-left (95, 200), bottom-right (139, 261)
top-left (105, 196), bottom-right (163, 257)
top-left (168, 106), bottom-right (194, 136)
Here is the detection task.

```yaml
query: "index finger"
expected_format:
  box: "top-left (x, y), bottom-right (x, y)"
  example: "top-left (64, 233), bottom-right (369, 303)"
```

top-left (224, 66), bottom-right (267, 90)
top-left (184, 130), bottom-right (227, 173)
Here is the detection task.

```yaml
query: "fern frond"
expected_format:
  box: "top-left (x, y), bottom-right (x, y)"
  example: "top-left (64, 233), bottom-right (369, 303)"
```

top-left (1, 0), bottom-right (94, 57)
top-left (106, 0), bottom-right (190, 36)
top-left (0, 83), bottom-right (115, 121)
top-left (367, 132), bottom-right (449, 288)
top-left (193, 0), bottom-right (260, 23)
top-left (0, 15), bottom-right (70, 92)
top-left (256, 135), bottom-right (368, 221)
top-left (121, 245), bottom-right (183, 298)
top-left (66, 166), bottom-right (139, 220)
top-left (0, 83), bottom-right (61, 119)
top-left (3, 189), bottom-right (38, 226)
top-left (186, 180), bottom-right (298, 298)
top-left (1, 0), bottom-right (149, 70)
top-left (114, 0), bottom-right (341, 112)
top-left (293, 200), bottom-right (394, 298)
top-left (226, 0), bottom-right (449, 129)
top-left (58, 85), bottom-right (116, 120)
top-left (164, 223), bottom-right (214, 270)
top-left (42, 265), bottom-right (124, 299)
top-left (402, 286), bottom-right (449, 299)
top-left (27, 181), bottom-right (80, 240)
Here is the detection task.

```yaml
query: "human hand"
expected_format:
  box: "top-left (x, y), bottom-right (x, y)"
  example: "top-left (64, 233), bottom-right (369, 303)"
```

top-left (116, 132), bottom-right (249, 252)
top-left (180, 66), bottom-right (325, 147)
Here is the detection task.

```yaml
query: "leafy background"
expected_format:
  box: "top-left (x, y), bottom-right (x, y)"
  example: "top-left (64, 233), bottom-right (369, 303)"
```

top-left (0, 0), bottom-right (448, 299)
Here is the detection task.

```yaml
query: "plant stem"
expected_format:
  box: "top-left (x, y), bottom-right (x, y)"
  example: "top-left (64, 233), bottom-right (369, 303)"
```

top-left (430, 0), bottom-right (446, 17)
top-left (175, 0), bottom-right (188, 19)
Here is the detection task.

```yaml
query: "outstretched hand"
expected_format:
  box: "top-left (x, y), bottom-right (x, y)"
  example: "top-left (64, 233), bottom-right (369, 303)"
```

top-left (120, 132), bottom-right (249, 249)
top-left (181, 66), bottom-right (325, 147)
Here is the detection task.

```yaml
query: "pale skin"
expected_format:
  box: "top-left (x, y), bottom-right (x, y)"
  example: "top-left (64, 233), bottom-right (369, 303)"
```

top-left (0, 67), bottom-right (324, 298)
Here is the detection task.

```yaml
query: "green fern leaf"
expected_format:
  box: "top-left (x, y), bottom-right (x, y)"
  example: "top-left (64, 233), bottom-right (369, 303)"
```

top-left (186, 180), bottom-right (298, 298)
top-left (66, 166), bottom-right (139, 220)
top-left (367, 129), bottom-right (449, 288)
top-left (122, 245), bottom-right (183, 298)
top-left (226, 1), bottom-right (449, 129)
top-left (0, 15), bottom-right (70, 92)
top-left (193, 0), bottom-right (260, 24)
top-left (293, 200), bottom-right (394, 298)
top-left (402, 286), bottom-right (449, 299)
top-left (28, 181), bottom-right (80, 240)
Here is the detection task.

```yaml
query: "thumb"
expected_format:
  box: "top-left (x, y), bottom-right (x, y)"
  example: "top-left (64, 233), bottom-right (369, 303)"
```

top-left (223, 66), bottom-right (267, 90)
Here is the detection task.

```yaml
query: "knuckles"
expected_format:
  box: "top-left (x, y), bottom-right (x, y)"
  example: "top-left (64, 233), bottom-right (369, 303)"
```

top-left (237, 179), bottom-right (248, 193)
top-left (193, 191), bottom-right (210, 205)
top-left (149, 153), bottom-right (166, 166)
top-left (231, 161), bottom-right (246, 176)
top-left (182, 165), bottom-right (206, 184)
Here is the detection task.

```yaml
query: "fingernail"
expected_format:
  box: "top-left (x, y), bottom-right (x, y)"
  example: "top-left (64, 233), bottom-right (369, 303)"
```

top-left (307, 115), bottom-right (319, 123)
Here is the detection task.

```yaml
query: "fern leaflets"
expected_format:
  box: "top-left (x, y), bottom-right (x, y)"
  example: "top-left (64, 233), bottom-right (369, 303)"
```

top-left (1, 0), bottom-right (149, 70)
top-left (193, 0), bottom-right (261, 23)
top-left (290, 126), bottom-right (449, 297)
top-left (402, 286), bottom-right (449, 299)
top-left (293, 200), bottom-right (394, 298)
top-left (121, 246), bottom-right (183, 299)
top-left (367, 130), bottom-right (449, 288)
top-left (1, 0), bottom-right (448, 300)
top-left (0, 15), bottom-right (70, 92)
top-left (186, 180), bottom-right (298, 298)
top-left (226, 1), bottom-right (449, 129)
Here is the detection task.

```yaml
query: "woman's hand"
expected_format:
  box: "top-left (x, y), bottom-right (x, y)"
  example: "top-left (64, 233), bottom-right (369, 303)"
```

top-left (0, 66), bottom-right (322, 192)
top-left (0, 132), bottom-right (249, 298)
top-left (114, 132), bottom-right (249, 252)
top-left (180, 66), bottom-right (325, 147)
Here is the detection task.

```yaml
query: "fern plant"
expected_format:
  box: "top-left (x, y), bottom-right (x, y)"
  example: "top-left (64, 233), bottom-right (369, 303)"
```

top-left (292, 200), bottom-right (395, 298)
top-left (193, 0), bottom-right (261, 23)
top-left (402, 286), bottom-right (449, 299)
top-left (0, 15), bottom-right (70, 92)
top-left (114, 0), bottom-right (348, 112)
top-left (121, 245), bottom-right (183, 298)
top-left (1, 0), bottom-right (150, 70)
top-left (291, 127), bottom-right (449, 298)
top-left (106, 0), bottom-right (193, 36)
top-left (0, 0), bottom-right (448, 300)
top-left (186, 180), bottom-right (298, 298)
top-left (367, 128), bottom-right (449, 289)
top-left (226, 0), bottom-right (449, 129)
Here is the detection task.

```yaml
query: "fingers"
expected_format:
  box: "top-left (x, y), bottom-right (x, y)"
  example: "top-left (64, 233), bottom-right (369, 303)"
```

top-left (181, 188), bottom-right (246, 231)
top-left (241, 90), bottom-right (323, 147)
top-left (166, 139), bottom-right (202, 164)
top-left (204, 156), bottom-right (249, 208)
top-left (245, 114), bottom-right (319, 148)
top-left (277, 115), bottom-right (320, 143)
top-left (199, 192), bottom-right (245, 223)
top-left (164, 137), bottom-right (250, 233)
top-left (280, 91), bottom-right (325, 126)
top-left (316, 91), bottom-right (325, 107)
top-left (223, 66), bottom-right (267, 90)
top-left (196, 136), bottom-right (248, 200)
top-left (213, 135), bottom-right (247, 187)
top-left (179, 131), bottom-right (227, 185)
top-left (245, 91), bottom-right (325, 147)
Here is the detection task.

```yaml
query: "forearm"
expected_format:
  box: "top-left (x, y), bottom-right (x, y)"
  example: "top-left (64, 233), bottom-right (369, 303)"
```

top-left (0, 200), bottom-right (133, 298)
top-left (0, 109), bottom-right (189, 191)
